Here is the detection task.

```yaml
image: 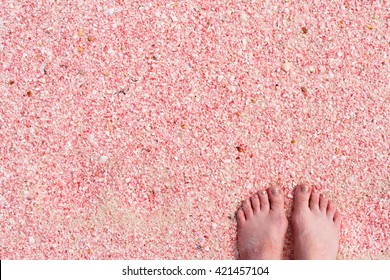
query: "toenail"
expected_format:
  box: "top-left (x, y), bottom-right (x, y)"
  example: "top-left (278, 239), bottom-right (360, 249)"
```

top-left (261, 190), bottom-right (266, 195)
top-left (321, 194), bottom-right (326, 198)
top-left (300, 185), bottom-right (308, 192)
top-left (271, 187), bottom-right (279, 195)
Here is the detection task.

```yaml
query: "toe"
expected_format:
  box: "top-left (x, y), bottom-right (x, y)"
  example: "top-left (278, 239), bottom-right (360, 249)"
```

top-left (250, 193), bottom-right (260, 213)
top-left (309, 189), bottom-right (320, 210)
top-left (259, 190), bottom-right (270, 211)
top-left (237, 208), bottom-right (246, 227)
top-left (327, 201), bottom-right (337, 218)
top-left (333, 210), bottom-right (342, 226)
top-left (268, 187), bottom-right (285, 211)
top-left (319, 194), bottom-right (328, 212)
top-left (242, 199), bottom-right (253, 219)
top-left (293, 183), bottom-right (311, 211)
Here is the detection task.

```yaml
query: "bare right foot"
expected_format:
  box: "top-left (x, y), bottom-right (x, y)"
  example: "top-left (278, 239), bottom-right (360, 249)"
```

top-left (292, 184), bottom-right (341, 259)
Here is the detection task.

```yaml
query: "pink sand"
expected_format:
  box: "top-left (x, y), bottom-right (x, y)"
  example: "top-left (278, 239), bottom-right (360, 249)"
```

top-left (0, 0), bottom-right (389, 259)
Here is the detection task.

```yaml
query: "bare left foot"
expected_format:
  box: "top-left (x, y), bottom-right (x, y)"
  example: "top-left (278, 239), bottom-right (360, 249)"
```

top-left (237, 187), bottom-right (288, 260)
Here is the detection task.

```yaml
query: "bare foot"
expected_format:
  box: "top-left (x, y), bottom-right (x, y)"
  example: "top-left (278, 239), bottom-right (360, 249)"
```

top-left (237, 187), bottom-right (288, 260)
top-left (292, 184), bottom-right (341, 259)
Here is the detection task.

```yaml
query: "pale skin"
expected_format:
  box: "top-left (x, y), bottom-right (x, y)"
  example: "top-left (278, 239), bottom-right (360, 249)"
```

top-left (237, 183), bottom-right (341, 260)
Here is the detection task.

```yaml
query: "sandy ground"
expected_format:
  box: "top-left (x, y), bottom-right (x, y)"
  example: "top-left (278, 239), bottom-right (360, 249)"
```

top-left (0, 0), bottom-right (389, 259)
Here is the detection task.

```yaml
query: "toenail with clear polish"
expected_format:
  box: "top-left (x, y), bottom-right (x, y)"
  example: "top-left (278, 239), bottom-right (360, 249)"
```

top-left (300, 185), bottom-right (308, 192)
top-left (271, 187), bottom-right (279, 195)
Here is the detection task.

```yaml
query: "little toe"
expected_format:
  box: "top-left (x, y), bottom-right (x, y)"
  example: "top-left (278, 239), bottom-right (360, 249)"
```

top-left (259, 190), bottom-right (270, 211)
top-left (319, 194), bottom-right (328, 212)
top-left (250, 193), bottom-right (260, 213)
top-left (268, 187), bottom-right (285, 211)
top-left (242, 199), bottom-right (253, 219)
top-left (309, 189), bottom-right (320, 210)
top-left (237, 208), bottom-right (246, 226)
top-left (293, 183), bottom-right (311, 211)
top-left (333, 210), bottom-right (342, 226)
top-left (327, 201), bottom-right (337, 218)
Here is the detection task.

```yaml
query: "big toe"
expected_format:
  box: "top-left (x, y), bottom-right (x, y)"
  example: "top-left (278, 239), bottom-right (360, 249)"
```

top-left (294, 183), bottom-right (311, 211)
top-left (267, 187), bottom-right (285, 211)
